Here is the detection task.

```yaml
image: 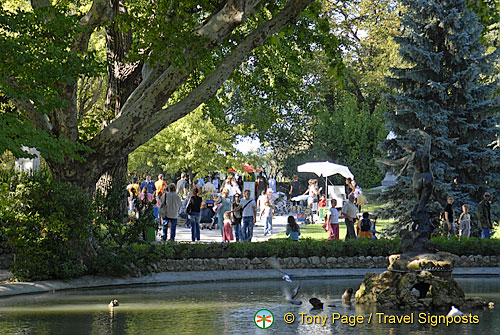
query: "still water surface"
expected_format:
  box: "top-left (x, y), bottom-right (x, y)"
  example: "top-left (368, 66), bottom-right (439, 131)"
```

top-left (0, 277), bottom-right (498, 334)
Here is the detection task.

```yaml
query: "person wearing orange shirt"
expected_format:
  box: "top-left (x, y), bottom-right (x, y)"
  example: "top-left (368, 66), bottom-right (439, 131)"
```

top-left (155, 174), bottom-right (167, 198)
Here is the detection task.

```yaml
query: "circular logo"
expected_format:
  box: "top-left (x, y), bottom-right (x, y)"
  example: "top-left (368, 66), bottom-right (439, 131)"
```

top-left (254, 309), bottom-right (274, 329)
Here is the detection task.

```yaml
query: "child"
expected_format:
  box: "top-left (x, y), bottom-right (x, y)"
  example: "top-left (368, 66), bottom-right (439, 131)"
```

top-left (286, 215), bottom-right (301, 241)
top-left (261, 200), bottom-right (274, 236)
top-left (222, 211), bottom-right (234, 242)
top-left (370, 215), bottom-right (380, 239)
top-left (324, 199), bottom-right (340, 241)
top-left (318, 194), bottom-right (327, 207)
top-left (257, 190), bottom-right (267, 222)
top-left (357, 212), bottom-right (373, 239)
top-left (458, 204), bottom-right (471, 239)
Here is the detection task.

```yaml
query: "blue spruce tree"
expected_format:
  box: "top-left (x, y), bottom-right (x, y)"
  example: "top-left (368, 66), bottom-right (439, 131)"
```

top-left (379, 0), bottom-right (499, 234)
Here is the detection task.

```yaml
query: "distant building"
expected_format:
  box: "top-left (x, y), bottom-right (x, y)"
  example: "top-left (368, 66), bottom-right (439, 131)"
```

top-left (15, 146), bottom-right (40, 173)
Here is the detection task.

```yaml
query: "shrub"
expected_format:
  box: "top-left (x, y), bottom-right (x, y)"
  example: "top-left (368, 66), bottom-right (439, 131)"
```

top-left (150, 237), bottom-right (499, 261)
top-left (431, 237), bottom-right (500, 256)
top-left (0, 170), bottom-right (94, 280)
top-left (158, 238), bottom-right (403, 260)
top-left (91, 243), bottom-right (165, 277)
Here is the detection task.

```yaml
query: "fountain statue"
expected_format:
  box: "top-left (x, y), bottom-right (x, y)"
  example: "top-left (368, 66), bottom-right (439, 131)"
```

top-left (357, 130), bottom-right (488, 310)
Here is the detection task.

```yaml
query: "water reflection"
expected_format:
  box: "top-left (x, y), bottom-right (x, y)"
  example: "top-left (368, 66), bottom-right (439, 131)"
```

top-left (0, 277), bottom-right (498, 334)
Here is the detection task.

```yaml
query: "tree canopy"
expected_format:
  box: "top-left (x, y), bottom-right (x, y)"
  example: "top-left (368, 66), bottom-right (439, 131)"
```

top-left (379, 0), bottom-right (500, 221)
top-left (1, 0), bottom-right (340, 191)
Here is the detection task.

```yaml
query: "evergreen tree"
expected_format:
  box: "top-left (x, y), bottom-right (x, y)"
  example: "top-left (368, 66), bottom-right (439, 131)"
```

top-left (379, 0), bottom-right (499, 228)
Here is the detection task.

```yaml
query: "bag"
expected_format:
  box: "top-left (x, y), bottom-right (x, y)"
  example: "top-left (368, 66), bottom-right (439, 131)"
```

top-left (233, 207), bottom-right (242, 219)
top-left (185, 197), bottom-right (192, 215)
top-left (360, 218), bottom-right (371, 232)
top-left (160, 194), bottom-right (167, 209)
top-left (214, 201), bottom-right (222, 214)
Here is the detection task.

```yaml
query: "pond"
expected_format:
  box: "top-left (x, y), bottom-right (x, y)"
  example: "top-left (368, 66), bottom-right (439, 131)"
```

top-left (0, 277), bottom-right (498, 334)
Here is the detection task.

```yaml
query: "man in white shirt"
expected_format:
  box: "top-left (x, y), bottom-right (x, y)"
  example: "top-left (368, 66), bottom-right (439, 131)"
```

top-left (202, 177), bottom-right (216, 197)
top-left (341, 194), bottom-right (357, 240)
top-left (240, 190), bottom-right (257, 241)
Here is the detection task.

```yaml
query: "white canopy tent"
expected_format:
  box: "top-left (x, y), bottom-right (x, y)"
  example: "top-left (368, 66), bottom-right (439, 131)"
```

top-left (297, 161), bottom-right (354, 200)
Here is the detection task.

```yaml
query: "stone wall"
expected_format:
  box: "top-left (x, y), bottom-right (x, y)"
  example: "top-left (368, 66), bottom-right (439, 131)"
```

top-left (0, 249), bottom-right (497, 273)
top-left (154, 255), bottom-right (499, 272)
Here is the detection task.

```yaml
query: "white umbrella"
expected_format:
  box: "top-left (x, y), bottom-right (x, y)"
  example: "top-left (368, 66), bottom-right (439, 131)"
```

top-left (297, 161), bottom-right (354, 199)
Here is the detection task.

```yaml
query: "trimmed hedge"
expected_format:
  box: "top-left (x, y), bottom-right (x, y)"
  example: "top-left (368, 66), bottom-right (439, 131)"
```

top-left (431, 237), bottom-right (500, 256)
top-left (162, 238), bottom-right (401, 260)
top-left (153, 237), bottom-right (500, 260)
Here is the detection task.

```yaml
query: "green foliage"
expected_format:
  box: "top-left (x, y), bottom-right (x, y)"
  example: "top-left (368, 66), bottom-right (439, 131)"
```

top-left (0, 3), bottom-right (98, 162)
top-left (431, 237), bottom-right (500, 256)
top-left (0, 170), bottom-right (166, 280)
top-left (91, 243), bottom-right (165, 277)
top-left (128, 107), bottom-right (261, 179)
top-left (380, 0), bottom-right (500, 222)
top-left (258, 1), bottom-right (400, 186)
top-left (163, 238), bottom-right (402, 259)
top-left (0, 95), bottom-right (90, 162)
top-left (93, 179), bottom-right (158, 247)
top-left (141, 237), bottom-right (499, 261)
top-left (315, 93), bottom-right (389, 188)
top-left (0, 170), bottom-right (94, 280)
top-left (466, 0), bottom-right (500, 33)
top-left (0, 5), bottom-right (99, 114)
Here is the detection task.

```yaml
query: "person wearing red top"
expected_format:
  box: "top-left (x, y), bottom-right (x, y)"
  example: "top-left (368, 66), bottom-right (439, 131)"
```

top-left (318, 194), bottom-right (327, 208)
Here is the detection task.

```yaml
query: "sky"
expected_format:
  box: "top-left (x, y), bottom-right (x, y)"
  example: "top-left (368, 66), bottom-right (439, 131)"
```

top-left (235, 136), bottom-right (261, 154)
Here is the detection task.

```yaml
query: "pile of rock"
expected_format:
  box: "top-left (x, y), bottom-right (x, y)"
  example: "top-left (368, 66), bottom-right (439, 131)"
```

top-left (355, 252), bottom-right (489, 310)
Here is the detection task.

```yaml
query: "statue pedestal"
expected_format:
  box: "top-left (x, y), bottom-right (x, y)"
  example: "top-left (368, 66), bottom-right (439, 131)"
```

top-left (355, 252), bottom-right (489, 310)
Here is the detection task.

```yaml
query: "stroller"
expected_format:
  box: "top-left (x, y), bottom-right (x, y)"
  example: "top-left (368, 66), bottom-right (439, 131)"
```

top-left (200, 199), bottom-right (216, 229)
top-left (273, 192), bottom-right (290, 215)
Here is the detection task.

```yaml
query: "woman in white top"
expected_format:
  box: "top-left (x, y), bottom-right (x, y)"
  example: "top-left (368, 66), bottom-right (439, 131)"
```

top-left (304, 179), bottom-right (321, 211)
top-left (223, 178), bottom-right (236, 200)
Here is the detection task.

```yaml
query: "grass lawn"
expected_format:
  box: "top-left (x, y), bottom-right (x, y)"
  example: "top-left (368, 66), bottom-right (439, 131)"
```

top-left (272, 187), bottom-right (397, 240)
top-left (272, 218), bottom-right (395, 240)
top-left (274, 187), bottom-right (499, 240)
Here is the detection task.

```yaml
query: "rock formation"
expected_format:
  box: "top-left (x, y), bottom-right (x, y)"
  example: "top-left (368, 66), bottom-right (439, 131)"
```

top-left (355, 252), bottom-right (489, 310)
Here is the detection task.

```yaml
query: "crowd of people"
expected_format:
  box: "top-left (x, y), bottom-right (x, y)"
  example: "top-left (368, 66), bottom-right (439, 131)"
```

top-left (126, 172), bottom-right (283, 243)
top-left (126, 172), bottom-right (495, 243)
top-left (443, 192), bottom-right (493, 239)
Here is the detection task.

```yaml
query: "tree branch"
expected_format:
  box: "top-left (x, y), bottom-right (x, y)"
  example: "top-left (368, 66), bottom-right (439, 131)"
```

top-left (30, 0), bottom-right (51, 10)
top-left (5, 75), bottom-right (53, 132)
top-left (89, 0), bottom-right (314, 167)
top-left (13, 98), bottom-right (53, 133)
top-left (118, 0), bottom-right (264, 116)
top-left (73, 0), bottom-right (113, 53)
top-left (77, 76), bottom-right (104, 120)
top-left (134, 0), bottom-right (314, 150)
top-left (92, 0), bottom-right (266, 140)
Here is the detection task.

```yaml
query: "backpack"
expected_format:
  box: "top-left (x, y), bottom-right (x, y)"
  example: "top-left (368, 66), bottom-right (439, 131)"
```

top-left (360, 218), bottom-right (371, 232)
